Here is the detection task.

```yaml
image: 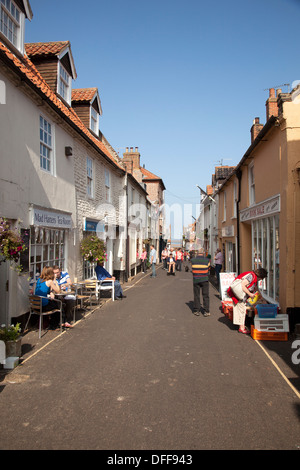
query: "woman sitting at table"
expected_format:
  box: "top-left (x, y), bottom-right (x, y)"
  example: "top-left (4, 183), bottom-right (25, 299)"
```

top-left (34, 266), bottom-right (60, 311)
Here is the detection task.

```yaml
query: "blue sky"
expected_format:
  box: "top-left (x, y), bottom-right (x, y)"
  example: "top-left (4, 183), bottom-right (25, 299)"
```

top-left (25, 0), bottom-right (300, 231)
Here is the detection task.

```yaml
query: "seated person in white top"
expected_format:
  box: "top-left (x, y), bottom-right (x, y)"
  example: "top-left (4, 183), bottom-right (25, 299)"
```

top-left (53, 265), bottom-right (75, 328)
top-left (167, 255), bottom-right (176, 275)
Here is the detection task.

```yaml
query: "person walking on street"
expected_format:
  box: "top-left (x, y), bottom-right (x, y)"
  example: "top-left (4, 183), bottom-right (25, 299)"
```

top-left (176, 248), bottom-right (183, 271)
top-left (161, 247), bottom-right (168, 270)
top-left (214, 248), bottom-right (223, 286)
top-left (140, 247), bottom-right (148, 273)
top-left (191, 248), bottom-right (211, 317)
top-left (150, 245), bottom-right (156, 278)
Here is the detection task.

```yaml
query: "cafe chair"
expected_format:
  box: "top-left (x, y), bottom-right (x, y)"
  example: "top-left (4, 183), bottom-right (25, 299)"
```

top-left (82, 279), bottom-right (100, 306)
top-left (26, 295), bottom-right (63, 338)
top-left (98, 279), bottom-right (115, 301)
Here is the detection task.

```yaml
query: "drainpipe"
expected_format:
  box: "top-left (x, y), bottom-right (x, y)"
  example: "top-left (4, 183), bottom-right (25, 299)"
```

top-left (236, 168), bottom-right (242, 273)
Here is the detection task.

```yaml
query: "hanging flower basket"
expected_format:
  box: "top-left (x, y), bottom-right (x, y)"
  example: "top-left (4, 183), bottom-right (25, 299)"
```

top-left (80, 235), bottom-right (106, 263)
top-left (0, 218), bottom-right (26, 271)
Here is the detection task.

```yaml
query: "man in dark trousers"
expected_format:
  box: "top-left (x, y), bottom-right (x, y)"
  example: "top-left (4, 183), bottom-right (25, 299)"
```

top-left (191, 248), bottom-right (211, 316)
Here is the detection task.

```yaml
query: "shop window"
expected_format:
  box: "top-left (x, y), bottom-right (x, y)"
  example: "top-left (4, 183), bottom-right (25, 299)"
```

top-left (30, 227), bottom-right (66, 279)
top-left (252, 215), bottom-right (279, 303)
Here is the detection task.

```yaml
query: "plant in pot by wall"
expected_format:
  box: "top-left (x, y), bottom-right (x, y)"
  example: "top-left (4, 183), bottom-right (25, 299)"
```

top-left (0, 323), bottom-right (22, 357)
top-left (0, 218), bottom-right (26, 272)
top-left (80, 235), bottom-right (107, 263)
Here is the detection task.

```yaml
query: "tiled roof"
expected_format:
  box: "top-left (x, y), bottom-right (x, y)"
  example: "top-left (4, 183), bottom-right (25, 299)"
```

top-left (25, 41), bottom-right (70, 57)
top-left (0, 41), bottom-right (122, 169)
top-left (141, 167), bottom-right (160, 180)
top-left (72, 88), bottom-right (98, 102)
top-left (141, 167), bottom-right (165, 190)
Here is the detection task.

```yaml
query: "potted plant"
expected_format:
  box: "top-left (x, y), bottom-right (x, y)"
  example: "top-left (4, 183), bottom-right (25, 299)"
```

top-left (0, 323), bottom-right (22, 357)
top-left (80, 235), bottom-right (106, 263)
top-left (0, 218), bottom-right (26, 272)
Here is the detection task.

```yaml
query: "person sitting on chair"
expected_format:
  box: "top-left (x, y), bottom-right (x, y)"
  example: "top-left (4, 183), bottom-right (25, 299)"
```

top-left (53, 265), bottom-right (75, 328)
top-left (95, 262), bottom-right (125, 300)
top-left (167, 255), bottom-right (176, 275)
top-left (35, 266), bottom-right (60, 310)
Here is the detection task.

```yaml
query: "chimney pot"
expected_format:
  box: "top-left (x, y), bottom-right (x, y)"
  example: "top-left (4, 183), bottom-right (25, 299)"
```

top-left (269, 88), bottom-right (275, 97)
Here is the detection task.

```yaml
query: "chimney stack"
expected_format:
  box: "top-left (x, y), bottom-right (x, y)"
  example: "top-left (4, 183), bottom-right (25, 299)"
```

top-left (122, 146), bottom-right (141, 173)
top-left (266, 88), bottom-right (279, 121)
top-left (251, 117), bottom-right (264, 143)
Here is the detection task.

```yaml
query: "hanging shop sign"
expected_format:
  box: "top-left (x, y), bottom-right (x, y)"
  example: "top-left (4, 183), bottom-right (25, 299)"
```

top-left (240, 195), bottom-right (280, 222)
top-left (30, 207), bottom-right (72, 229)
top-left (85, 219), bottom-right (105, 233)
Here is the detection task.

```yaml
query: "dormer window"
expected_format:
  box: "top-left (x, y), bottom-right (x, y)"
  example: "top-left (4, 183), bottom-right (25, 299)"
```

top-left (71, 88), bottom-right (102, 135)
top-left (90, 106), bottom-right (99, 134)
top-left (58, 62), bottom-right (71, 104)
top-left (25, 41), bottom-right (77, 106)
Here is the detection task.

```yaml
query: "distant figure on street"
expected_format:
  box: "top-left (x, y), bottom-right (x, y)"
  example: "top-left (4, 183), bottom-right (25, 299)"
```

top-left (175, 248), bottom-right (183, 271)
top-left (140, 248), bottom-right (148, 273)
top-left (149, 245), bottom-right (156, 278)
top-left (214, 248), bottom-right (223, 285)
top-left (191, 248), bottom-right (211, 317)
top-left (161, 247), bottom-right (168, 270)
top-left (167, 253), bottom-right (176, 275)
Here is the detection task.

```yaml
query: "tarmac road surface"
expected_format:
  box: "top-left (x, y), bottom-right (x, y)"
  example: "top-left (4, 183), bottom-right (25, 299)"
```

top-left (0, 265), bottom-right (300, 451)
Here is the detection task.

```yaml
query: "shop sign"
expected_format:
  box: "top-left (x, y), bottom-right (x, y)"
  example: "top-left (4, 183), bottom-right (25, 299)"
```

top-left (240, 195), bottom-right (280, 222)
top-left (31, 207), bottom-right (72, 229)
top-left (85, 219), bottom-right (105, 232)
top-left (219, 272), bottom-right (236, 300)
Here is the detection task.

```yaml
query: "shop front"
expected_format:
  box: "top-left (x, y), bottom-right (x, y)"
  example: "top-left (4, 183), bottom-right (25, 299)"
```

top-left (29, 206), bottom-right (73, 281)
top-left (240, 195), bottom-right (280, 306)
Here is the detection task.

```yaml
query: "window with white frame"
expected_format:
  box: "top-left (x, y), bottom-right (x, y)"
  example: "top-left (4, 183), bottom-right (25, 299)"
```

top-left (233, 181), bottom-right (237, 218)
top-left (223, 191), bottom-right (226, 221)
top-left (30, 226), bottom-right (66, 280)
top-left (0, 0), bottom-right (24, 53)
top-left (249, 164), bottom-right (255, 205)
top-left (58, 62), bottom-right (71, 104)
top-left (87, 157), bottom-right (93, 197)
top-left (40, 115), bottom-right (54, 173)
top-left (105, 168), bottom-right (110, 202)
top-left (90, 106), bottom-right (99, 134)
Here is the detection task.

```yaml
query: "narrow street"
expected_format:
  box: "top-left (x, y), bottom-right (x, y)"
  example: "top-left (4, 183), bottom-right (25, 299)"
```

top-left (0, 265), bottom-right (299, 451)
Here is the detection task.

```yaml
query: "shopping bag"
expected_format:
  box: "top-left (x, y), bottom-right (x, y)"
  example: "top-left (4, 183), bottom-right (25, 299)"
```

top-left (229, 278), bottom-right (245, 301)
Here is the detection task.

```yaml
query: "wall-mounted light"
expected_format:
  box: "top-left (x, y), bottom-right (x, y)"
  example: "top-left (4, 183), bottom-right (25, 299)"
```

top-left (65, 146), bottom-right (73, 157)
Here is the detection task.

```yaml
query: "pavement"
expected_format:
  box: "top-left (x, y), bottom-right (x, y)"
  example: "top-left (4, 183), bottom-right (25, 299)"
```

top-left (0, 263), bottom-right (300, 450)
